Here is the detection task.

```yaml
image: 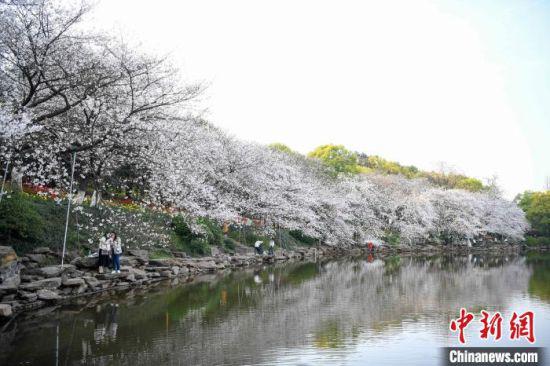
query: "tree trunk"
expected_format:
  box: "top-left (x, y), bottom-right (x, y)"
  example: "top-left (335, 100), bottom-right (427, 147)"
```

top-left (90, 190), bottom-right (102, 207)
top-left (10, 167), bottom-right (23, 192)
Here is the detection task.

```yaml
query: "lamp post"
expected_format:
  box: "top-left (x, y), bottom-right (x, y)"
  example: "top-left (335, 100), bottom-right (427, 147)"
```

top-left (61, 151), bottom-right (77, 267)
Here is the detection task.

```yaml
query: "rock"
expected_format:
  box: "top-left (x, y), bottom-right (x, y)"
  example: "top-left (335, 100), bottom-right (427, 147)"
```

top-left (148, 258), bottom-right (183, 267)
top-left (120, 256), bottom-right (139, 267)
top-left (96, 273), bottom-right (119, 281)
top-left (71, 256), bottom-right (98, 269)
top-left (144, 266), bottom-right (171, 272)
top-left (73, 285), bottom-right (88, 295)
top-left (20, 275), bottom-right (41, 282)
top-left (33, 247), bottom-right (54, 255)
top-left (26, 253), bottom-right (47, 264)
top-left (124, 273), bottom-right (136, 282)
top-left (37, 289), bottom-right (61, 301)
top-left (171, 266), bottom-right (180, 276)
top-left (2, 294), bottom-right (16, 301)
top-left (160, 270), bottom-right (173, 278)
top-left (0, 303), bottom-right (13, 317)
top-left (34, 265), bottom-right (73, 278)
top-left (172, 251), bottom-right (188, 258)
top-left (196, 260), bottom-right (218, 272)
top-left (62, 278), bottom-right (85, 287)
top-left (127, 249), bottom-right (149, 263)
top-left (0, 246), bottom-right (21, 292)
top-left (125, 267), bottom-right (147, 280)
top-left (18, 291), bottom-right (37, 302)
top-left (0, 246), bottom-right (17, 266)
top-left (20, 277), bottom-right (62, 291)
top-left (83, 276), bottom-right (100, 288)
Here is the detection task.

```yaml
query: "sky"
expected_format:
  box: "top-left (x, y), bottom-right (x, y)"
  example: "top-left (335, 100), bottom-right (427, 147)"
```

top-left (90, 0), bottom-right (550, 198)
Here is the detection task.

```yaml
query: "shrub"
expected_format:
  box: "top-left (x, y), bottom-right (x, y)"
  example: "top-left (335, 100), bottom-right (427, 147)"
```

top-left (223, 237), bottom-right (237, 252)
top-left (383, 231), bottom-right (401, 246)
top-left (0, 193), bottom-right (46, 253)
top-left (525, 236), bottom-right (550, 247)
top-left (197, 217), bottom-right (224, 246)
top-left (188, 238), bottom-right (211, 256)
top-left (288, 230), bottom-right (317, 246)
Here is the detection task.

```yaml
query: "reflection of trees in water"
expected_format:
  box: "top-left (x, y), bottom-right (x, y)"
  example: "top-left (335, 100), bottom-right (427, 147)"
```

top-left (526, 252), bottom-right (550, 302)
top-left (111, 256), bottom-right (530, 365)
top-left (3, 255), bottom-right (533, 366)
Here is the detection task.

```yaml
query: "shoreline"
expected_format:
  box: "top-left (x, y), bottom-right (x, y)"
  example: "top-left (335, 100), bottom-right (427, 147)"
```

top-left (0, 243), bottom-right (546, 324)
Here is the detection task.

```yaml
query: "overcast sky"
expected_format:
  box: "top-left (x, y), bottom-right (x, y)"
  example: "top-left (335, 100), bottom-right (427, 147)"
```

top-left (91, 0), bottom-right (549, 198)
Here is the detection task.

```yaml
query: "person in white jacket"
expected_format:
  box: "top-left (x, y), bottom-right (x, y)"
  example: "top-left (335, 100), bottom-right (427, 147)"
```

top-left (109, 232), bottom-right (123, 274)
top-left (98, 234), bottom-right (111, 273)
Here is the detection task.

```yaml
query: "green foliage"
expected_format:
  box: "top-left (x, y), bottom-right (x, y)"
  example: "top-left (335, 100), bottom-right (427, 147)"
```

top-left (383, 231), bottom-right (401, 246)
top-left (308, 144), bottom-right (360, 176)
top-left (269, 142), bottom-right (294, 154)
top-left (150, 249), bottom-right (174, 259)
top-left (196, 217), bottom-right (224, 247)
top-left (0, 193), bottom-right (46, 253)
top-left (363, 155), bottom-right (420, 179)
top-left (188, 238), bottom-right (211, 256)
top-left (288, 230), bottom-right (317, 246)
top-left (0, 193), bottom-right (175, 254)
top-left (455, 177), bottom-right (484, 192)
top-left (518, 191), bottom-right (550, 237)
top-left (172, 215), bottom-right (222, 256)
top-left (525, 236), bottom-right (550, 246)
top-left (223, 237), bottom-right (237, 252)
top-left (172, 215), bottom-right (193, 240)
top-left (422, 172), bottom-right (486, 192)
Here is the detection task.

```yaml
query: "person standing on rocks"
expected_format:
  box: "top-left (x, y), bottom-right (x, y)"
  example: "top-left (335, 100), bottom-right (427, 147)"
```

top-left (110, 232), bottom-right (123, 274)
top-left (98, 234), bottom-right (111, 274)
top-left (268, 238), bottom-right (275, 256)
top-left (254, 240), bottom-right (263, 255)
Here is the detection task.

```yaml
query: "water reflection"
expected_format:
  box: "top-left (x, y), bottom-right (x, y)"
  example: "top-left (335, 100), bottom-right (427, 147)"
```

top-left (526, 252), bottom-right (550, 302)
top-left (1, 253), bottom-right (549, 366)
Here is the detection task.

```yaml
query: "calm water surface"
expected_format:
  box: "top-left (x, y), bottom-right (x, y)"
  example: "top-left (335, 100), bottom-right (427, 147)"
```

top-left (1, 252), bottom-right (549, 365)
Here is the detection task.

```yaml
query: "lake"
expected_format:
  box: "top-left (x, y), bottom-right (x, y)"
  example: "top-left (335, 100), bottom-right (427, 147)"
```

top-left (1, 252), bottom-right (549, 365)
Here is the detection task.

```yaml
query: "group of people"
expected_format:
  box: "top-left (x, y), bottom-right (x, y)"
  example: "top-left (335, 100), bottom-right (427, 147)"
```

top-left (97, 232), bottom-right (123, 274)
top-left (254, 239), bottom-right (275, 256)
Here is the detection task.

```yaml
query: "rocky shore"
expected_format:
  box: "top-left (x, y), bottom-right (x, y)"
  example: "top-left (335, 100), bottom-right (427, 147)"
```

top-left (0, 242), bottom-right (532, 322)
top-left (0, 244), bottom-right (351, 321)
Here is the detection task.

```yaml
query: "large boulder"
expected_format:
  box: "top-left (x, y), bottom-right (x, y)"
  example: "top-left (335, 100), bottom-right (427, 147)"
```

top-left (0, 246), bottom-right (21, 292)
top-left (71, 256), bottom-right (98, 269)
